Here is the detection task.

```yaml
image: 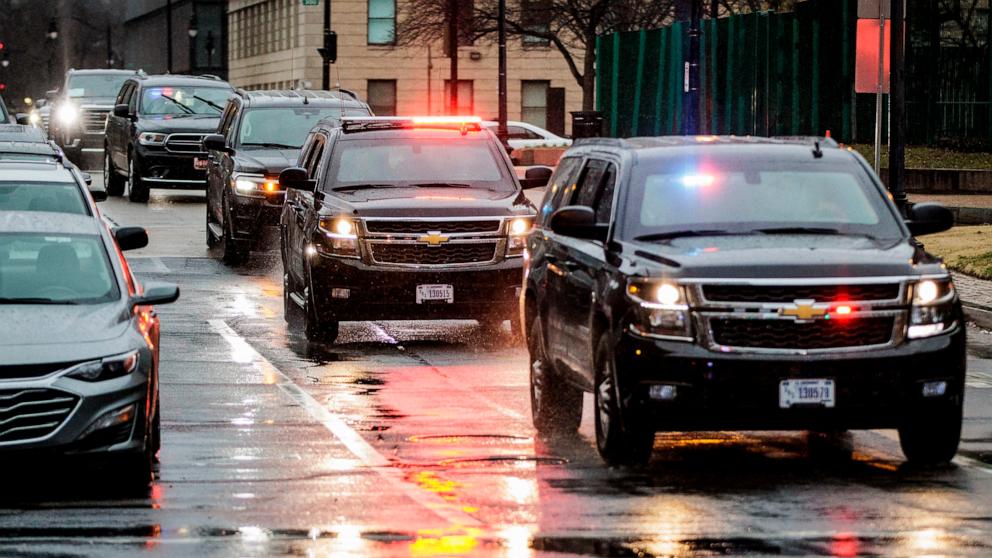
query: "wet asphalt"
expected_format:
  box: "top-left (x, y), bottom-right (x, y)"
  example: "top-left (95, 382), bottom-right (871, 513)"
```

top-left (3, 178), bottom-right (992, 557)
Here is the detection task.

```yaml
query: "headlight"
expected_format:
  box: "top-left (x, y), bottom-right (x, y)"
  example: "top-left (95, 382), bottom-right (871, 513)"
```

top-left (626, 280), bottom-right (693, 340)
top-left (138, 132), bottom-right (168, 146)
top-left (28, 111), bottom-right (40, 125)
top-left (908, 279), bottom-right (956, 339)
top-left (55, 103), bottom-right (78, 125)
top-left (65, 350), bottom-right (140, 382)
top-left (316, 216), bottom-right (360, 258)
top-left (506, 217), bottom-right (534, 257)
top-left (232, 173), bottom-right (280, 197)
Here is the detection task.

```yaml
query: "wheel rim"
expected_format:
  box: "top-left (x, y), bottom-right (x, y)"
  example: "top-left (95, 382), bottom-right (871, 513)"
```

top-left (596, 357), bottom-right (616, 440)
top-left (104, 152), bottom-right (111, 180)
top-left (127, 158), bottom-right (134, 196)
top-left (529, 326), bottom-right (546, 417)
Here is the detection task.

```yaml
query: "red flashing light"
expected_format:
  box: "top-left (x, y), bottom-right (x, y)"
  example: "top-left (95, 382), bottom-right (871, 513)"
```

top-left (0, 42), bottom-right (5, 51)
top-left (0, 83), bottom-right (7, 92)
top-left (831, 304), bottom-right (855, 318)
top-left (411, 116), bottom-right (482, 125)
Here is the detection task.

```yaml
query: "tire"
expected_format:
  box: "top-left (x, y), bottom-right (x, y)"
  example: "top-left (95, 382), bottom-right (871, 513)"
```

top-left (594, 334), bottom-right (654, 466)
top-left (205, 202), bottom-right (219, 248)
top-left (303, 267), bottom-right (339, 343)
top-left (898, 402), bottom-right (963, 465)
top-left (127, 155), bottom-right (149, 203)
top-left (150, 394), bottom-right (161, 459)
top-left (104, 150), bottom-right (125, 196)
top-left (528, 315), bottom-right (582, 436)
top-left (220, 193), bottom-right (247, 265)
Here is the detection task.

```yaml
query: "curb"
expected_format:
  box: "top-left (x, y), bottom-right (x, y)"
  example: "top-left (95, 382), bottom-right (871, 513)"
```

top-left (946, 206), bottom-right (992, 225)
top-left (964, 302), bottom-right (992, 330)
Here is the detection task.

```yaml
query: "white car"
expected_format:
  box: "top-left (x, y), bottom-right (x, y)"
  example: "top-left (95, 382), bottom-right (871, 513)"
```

top-left (483, 120), bottom-right (572, 149)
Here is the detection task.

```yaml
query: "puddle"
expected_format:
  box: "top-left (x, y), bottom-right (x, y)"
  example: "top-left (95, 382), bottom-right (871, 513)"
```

top-left (410, 434), bottom-right (533, 444)
top-left (438, 455), bottom-right (569, 466)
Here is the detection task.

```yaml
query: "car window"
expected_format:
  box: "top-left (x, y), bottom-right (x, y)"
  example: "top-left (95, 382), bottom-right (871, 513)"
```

top-left (0, 181), bottom-right (89, 215)
top-left (507, 126), bottom-right (540, 140)
top-left (305, 135), bottom-right (326, 178)
top-left (218, 101), bottom-right (238, 137)
top-left (115, 82), bottom-right (131, 106)
top-left (66, 74), bottom-right (131, 99)
top-left (595, 163), bottom-right (617, 223)
top-left (0, 233), bottom-right (119, 304)
top-left (126, 85), bottom-right (138, 112)
top-left (538, 156), bottom-right (582, 226)
top-left (239, 107), bottom-right (371, 149)
top-left (572, 159), bottom-right (607, 207)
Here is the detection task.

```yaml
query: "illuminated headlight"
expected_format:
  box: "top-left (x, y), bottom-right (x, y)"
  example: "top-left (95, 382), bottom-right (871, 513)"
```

top-left (627, 280), bottom-right (693, 340)
top-left (28, 111), bottom-right (40, 125)
top-left (66, 350), bottom-right (140, 382)
top-left (908, 279), bottom-right (956, 339)
top-left (232, 173), bottom-right (280, 197)
top-left (316, 216), bottom-right (360, 258)
top-left (506, 217), bottom-right (534, 257)
top-left (138, 132), bottom-right (168, 146)
top-left (55, 103), bottom-right (78, 125)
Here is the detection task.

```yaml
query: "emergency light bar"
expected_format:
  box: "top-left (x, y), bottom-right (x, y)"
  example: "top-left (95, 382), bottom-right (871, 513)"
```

top-left (341, 116), bottom-right (483, 135)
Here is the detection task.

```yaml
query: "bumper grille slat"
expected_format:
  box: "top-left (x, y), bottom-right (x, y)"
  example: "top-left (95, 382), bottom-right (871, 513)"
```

top-left (711, 317), bottom-right (895, 350)
top-left (164, 134), bottom-right (207, 154)
top-left (365, 220), bottom-right (501, 234)
top-left (0, 389), bottom-right (79, 443)
top-left (370, 243), bottom-right (497, 265)
top-left (82, 110), bottom-right (110, 134)
top-left (702, 284), bottom-right (901, 303)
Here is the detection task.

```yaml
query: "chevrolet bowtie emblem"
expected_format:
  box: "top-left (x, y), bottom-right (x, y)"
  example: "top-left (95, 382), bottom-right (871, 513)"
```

top-left (418, 231), bottom-right (450, 246)
top-left (779, 300), bottom-right (827, 320)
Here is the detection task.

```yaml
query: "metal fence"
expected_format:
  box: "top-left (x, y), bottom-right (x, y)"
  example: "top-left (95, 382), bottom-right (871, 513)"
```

top-left (596, 0), bottom-right (992, 147)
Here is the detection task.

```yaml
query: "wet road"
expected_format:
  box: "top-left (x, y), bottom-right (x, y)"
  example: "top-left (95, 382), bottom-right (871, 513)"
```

top-left (4, 180), bottom-right (992, 557)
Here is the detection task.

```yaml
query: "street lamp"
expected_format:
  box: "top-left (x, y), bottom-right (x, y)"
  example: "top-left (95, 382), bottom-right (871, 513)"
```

top-left (47, 19), bottom-right (59, 41)
top-left (187, 13), bottom-right (199, 38)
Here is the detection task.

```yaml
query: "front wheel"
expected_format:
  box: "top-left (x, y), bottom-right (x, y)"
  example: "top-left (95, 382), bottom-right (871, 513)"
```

top-left (594, 334), bottom-right (654, 466)
top-left (303, 270), bottom-right (339, 343)
top-left (104, 150), bottom-right (125, 196)
top-left (128, 156), bottom-right (149, 203)
top-left (528, 315), bottom-right (582, 436)
top-left (220, 193), bottom-right (248, 265)
top-left (899, 402), bottom-right (963, 465)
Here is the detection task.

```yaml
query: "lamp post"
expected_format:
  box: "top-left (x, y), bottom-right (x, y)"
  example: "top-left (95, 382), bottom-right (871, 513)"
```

top-left (188, 11), bottom-right (199, 72)
top-left (496, 0), bottom-right (508, 148)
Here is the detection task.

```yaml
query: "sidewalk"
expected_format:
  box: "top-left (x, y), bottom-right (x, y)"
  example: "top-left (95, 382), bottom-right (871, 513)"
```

top-left (954, 273), bottom-right (992, 330)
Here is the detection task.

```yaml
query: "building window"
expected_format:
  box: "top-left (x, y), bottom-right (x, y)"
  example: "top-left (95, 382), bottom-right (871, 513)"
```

top-left (368, 0), bottom-right (396, 45)
top-left (521, 0), bottom-right (551, 46)
top-left (443, 80), bottom-right (474, 116)
top-left (368, 80), bottom-right (397, 115)
top-left (521, 81), bottom-right (549, 129)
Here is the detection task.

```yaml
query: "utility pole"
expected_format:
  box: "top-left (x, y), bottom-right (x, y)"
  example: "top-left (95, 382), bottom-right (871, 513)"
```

top-left (684, 0), bottom-right (702, 134)
top-left (166, 0), bottom-right (173, 73)
top-left (106, 24), bottom-right (112, 68)
top-left (321, 0), bottom-right (331, 90)
top-left (889, 0), bottom-right (907, 213)
top-left (497, 0), bottom-right (508, 147)
top-left (447, 0), bottom-right (458, 115)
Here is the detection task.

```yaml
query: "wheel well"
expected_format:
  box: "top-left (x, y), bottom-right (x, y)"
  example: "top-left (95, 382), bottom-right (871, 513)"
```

top-left (590, 312), bottom-right (610, 365)
top-left (523, 287), bottom-right (538, 327)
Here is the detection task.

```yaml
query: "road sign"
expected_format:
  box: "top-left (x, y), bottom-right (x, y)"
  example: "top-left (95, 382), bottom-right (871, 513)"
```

top-left (855, 18), bottom-right (890, 94)
top-left (302, 0), bottom-right (319, 5)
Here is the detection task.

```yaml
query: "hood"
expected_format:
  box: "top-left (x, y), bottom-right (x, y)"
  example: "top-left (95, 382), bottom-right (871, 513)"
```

top-left (137, 114), bottom-right (221, 133)
top-left (328, 187), bottom-right (534, 218)
top-left (0, 303), bottom-right (131, 364)
top-left (625, 235), bottom-right (941, 279)
top-left (235, 148), bottom-right (301, 175)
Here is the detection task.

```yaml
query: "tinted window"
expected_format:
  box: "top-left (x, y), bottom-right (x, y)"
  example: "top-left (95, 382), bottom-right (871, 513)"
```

top-left (0, 233), bottom-right (118, 304)
top-left (239, 107), bottom-right (371, 149)
top-left (596, 163), bottom-right (617, 223)
top-left (538, 156), bottom-right (581, 225)
top-left (66, 74), bottom-right (131, 99)
top-left (0, 182), bottom-right (88, 215)
top-left (140, 86), bottom-right (232, 116)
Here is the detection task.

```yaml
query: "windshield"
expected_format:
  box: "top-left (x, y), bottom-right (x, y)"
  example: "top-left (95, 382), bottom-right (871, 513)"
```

top-left (239, 107), bottom-right (371, 148)
top-left (624, 153), bottom-right (903, 240)
top-left (329, 137), bottom-right (511, 191)
top-left (0, 181), bottom-right (88, 215)
top-left (140, 86), bottom-right (232, 116)
top-left (0, 233), bottom-right (118, 304)
top-left (66, 74), bottom-right (130, 99)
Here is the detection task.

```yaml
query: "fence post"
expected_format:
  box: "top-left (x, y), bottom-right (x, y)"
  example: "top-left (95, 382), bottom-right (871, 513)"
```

top-left (841, 0), bottom-right (852, 142)
top-left (811, 9), bottom-right (820, 135)
top-left (726, 16), bottom-right (735, 134)
top-left (610, 33), bottom-right (620, 136)
top-left (632, 30), bottom-right (646, 136)
top-left (654, 28), bottom-right (668, 136)
top-left (791, 17), bottom-right (800, 134)
top-left (710, 18), bottom-right (719, 133)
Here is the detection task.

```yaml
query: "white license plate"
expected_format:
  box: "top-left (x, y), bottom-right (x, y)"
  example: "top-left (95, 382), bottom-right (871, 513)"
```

top-left (416, 284), bottom-right (453, 304)
top-left (193, 158), bottom-right (208, 170)
top-left (779, 379), bottom-right (835, 408)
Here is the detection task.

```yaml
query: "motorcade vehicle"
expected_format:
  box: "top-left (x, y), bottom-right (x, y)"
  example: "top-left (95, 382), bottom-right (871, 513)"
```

top-left (203, 89), bottom-right (372, 264)
top-left (0, 95), bottom-right (14, 124)
top-left (0, 124), bottom-right (105, 207)
top-left (25, 99), bottom-right (51, 132)
top-left (0, 210), bottom-right (179, 488)
top-left (483, 120), bottom-right (572, 149)
top-left (279, 116), bottom-right (548, 343)
top-left (522, 136), bottom-right (964, 466)
top-left (46, 69), bottom-right (138, 165)
top-left (104, 74), bottom-right (234, 202)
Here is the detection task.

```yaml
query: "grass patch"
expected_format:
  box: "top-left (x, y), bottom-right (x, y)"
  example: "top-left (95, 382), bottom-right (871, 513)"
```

top-left (848, 145), bottom-right (992, 170)
top-left (921, 225), bottom-right (992, 279)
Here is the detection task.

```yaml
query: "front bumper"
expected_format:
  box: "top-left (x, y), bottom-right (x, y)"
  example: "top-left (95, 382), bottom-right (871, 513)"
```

top-left (615, 325), bottom-right (967, 431)
top-left (135, 146), bottom-right (207, 188)
top-left (229, 192), bottom-right (285, 241)
top-left (310, 254), bottom-right (524, 320)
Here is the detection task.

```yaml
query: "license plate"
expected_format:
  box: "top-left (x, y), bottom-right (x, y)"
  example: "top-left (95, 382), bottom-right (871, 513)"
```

top-left (193, 158), bottom-right (208, 170)
top-left (416, 284), bottom-right (453, 304)
top-left (779, 379), bottom-right (835, 408)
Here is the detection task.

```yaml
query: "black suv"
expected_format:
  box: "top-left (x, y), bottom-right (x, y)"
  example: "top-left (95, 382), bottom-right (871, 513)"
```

top-left (279, 117), bottom-right (547, 343)
top-left (523, 136), bottom-right (964, 466)
top-left (104, 74), bottom-right (233, 202)
top-left (203, 89), bottom-right (372, 264)
top-left (46, 69), bottom-right (137, 166)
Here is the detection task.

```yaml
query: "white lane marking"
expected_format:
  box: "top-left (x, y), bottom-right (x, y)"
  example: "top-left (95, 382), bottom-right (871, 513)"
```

top-left (208, 319), bottom-right (482, 527)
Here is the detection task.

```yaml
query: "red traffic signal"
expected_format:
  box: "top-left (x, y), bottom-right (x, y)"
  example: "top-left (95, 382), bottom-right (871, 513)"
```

top-left (0, 42), bottom-right (5, 51)
top-left (0, 84), bottom-right (7, 92)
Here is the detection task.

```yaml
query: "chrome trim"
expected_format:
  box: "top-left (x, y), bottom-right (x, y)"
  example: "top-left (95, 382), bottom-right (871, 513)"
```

top-left (164, 133), bottom-right (207, 154)
top-left (628, 324), bottom-right (694, 342)
top-left (357, 216), bottom-right (514, 268)
top-left (141, 177), bottom-right (206, 184)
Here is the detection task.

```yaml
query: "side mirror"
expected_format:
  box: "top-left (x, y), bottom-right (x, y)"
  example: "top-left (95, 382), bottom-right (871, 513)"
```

top-left (520, 166), bottom-right (553, 190)
top-left (113, 103), bottom-right (131, 118)
top-left (549, 205), bottom-right (608, 241)
top-left (906, 202), bottom-right (953, 237)
top-left (45, 89), bottom-right (58, 101)
top-left (82, 172), bottom-right (93, 186)
top-left (113, 226), bottom-right (149, 251)
top-left (15, 113), bottom-right (30, 125)
top-left (202, 133), bottom-right (231, 153)
top-left (279, 166), bottom-right (316, 191)
top-left (131, 282), bottom-right (180, 308)
top-left (89, 188), bottom-right (108, 202)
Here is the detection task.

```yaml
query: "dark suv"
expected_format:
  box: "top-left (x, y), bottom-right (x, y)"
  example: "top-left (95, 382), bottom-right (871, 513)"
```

top-left (47, 69), bottom-right (137, 166)
top-left (523, 136), bottom-right (964, 466)
top-left (104, 74), bottom-right (233, 202)
top-left (279, 117), bottom-right (546, 343)
top-left (203, 89), bottom-right (372, 264)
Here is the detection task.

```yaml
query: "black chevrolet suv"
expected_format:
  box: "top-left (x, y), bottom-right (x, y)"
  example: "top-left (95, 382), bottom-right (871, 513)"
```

top-left (104, 74), bottom-right (233, 202)
top-left (279, 117), bottom-right (547, 343)
top-left (47, 69), bottom-right (137, 166)
top-left (203, 89), bottom-right (372, 264)
top-left (523, 136), bottom-right (965, 466)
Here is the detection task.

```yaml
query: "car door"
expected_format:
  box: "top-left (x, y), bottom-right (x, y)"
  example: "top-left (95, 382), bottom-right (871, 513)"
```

top-left (107, 83), bottom-right (131, 169)
top-left (286, 132), bottom-right (326, 287)
top-left (207, 101), bottom-right (239, 224)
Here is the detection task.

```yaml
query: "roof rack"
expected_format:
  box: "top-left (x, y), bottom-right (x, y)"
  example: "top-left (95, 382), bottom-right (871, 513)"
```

top-left (341, 116), bottom-right (483, 135)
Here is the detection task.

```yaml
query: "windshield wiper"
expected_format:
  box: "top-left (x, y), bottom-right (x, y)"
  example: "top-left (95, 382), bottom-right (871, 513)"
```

top-left (753, 226), bottom-right (879, 240)
top-left (157, 94), bottom-right (194, 114)
top-left (634, 229), bottom-right (747, 242)
top-left (241, 142), bottom-right (300, 149)
top-left (0, 297), bottom-right (79, 305)
top-left (192, 95), bottom-right (224, 112)
top-left (410, 182), bottom-right (471, 189)
top-left (331, 183), bottom-right (402, 192)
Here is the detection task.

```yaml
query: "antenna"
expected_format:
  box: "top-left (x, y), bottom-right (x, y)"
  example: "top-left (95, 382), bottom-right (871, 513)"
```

top-left (812, 140), bottom-right (823, 159)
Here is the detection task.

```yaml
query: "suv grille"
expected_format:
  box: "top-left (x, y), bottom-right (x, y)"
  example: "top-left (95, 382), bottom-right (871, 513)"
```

top-left (82, 109), bottom-right (110, 134)
top-left (0, 389), bottom-right (79, 443)
top-left (370, 243), bottom-right (497, 265)
top-left (164, 133), bottom-right (207, 154)
top-left (711, 317), bottom-right (895, 350)
top-left (365, 220), bottom-right (502, 234)
top-left (702, 284), bottom-right (901, 303)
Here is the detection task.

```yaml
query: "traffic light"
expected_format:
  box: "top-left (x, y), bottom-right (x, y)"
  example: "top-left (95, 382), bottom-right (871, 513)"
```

top-left (0, 84), bottom-right (7, 92)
